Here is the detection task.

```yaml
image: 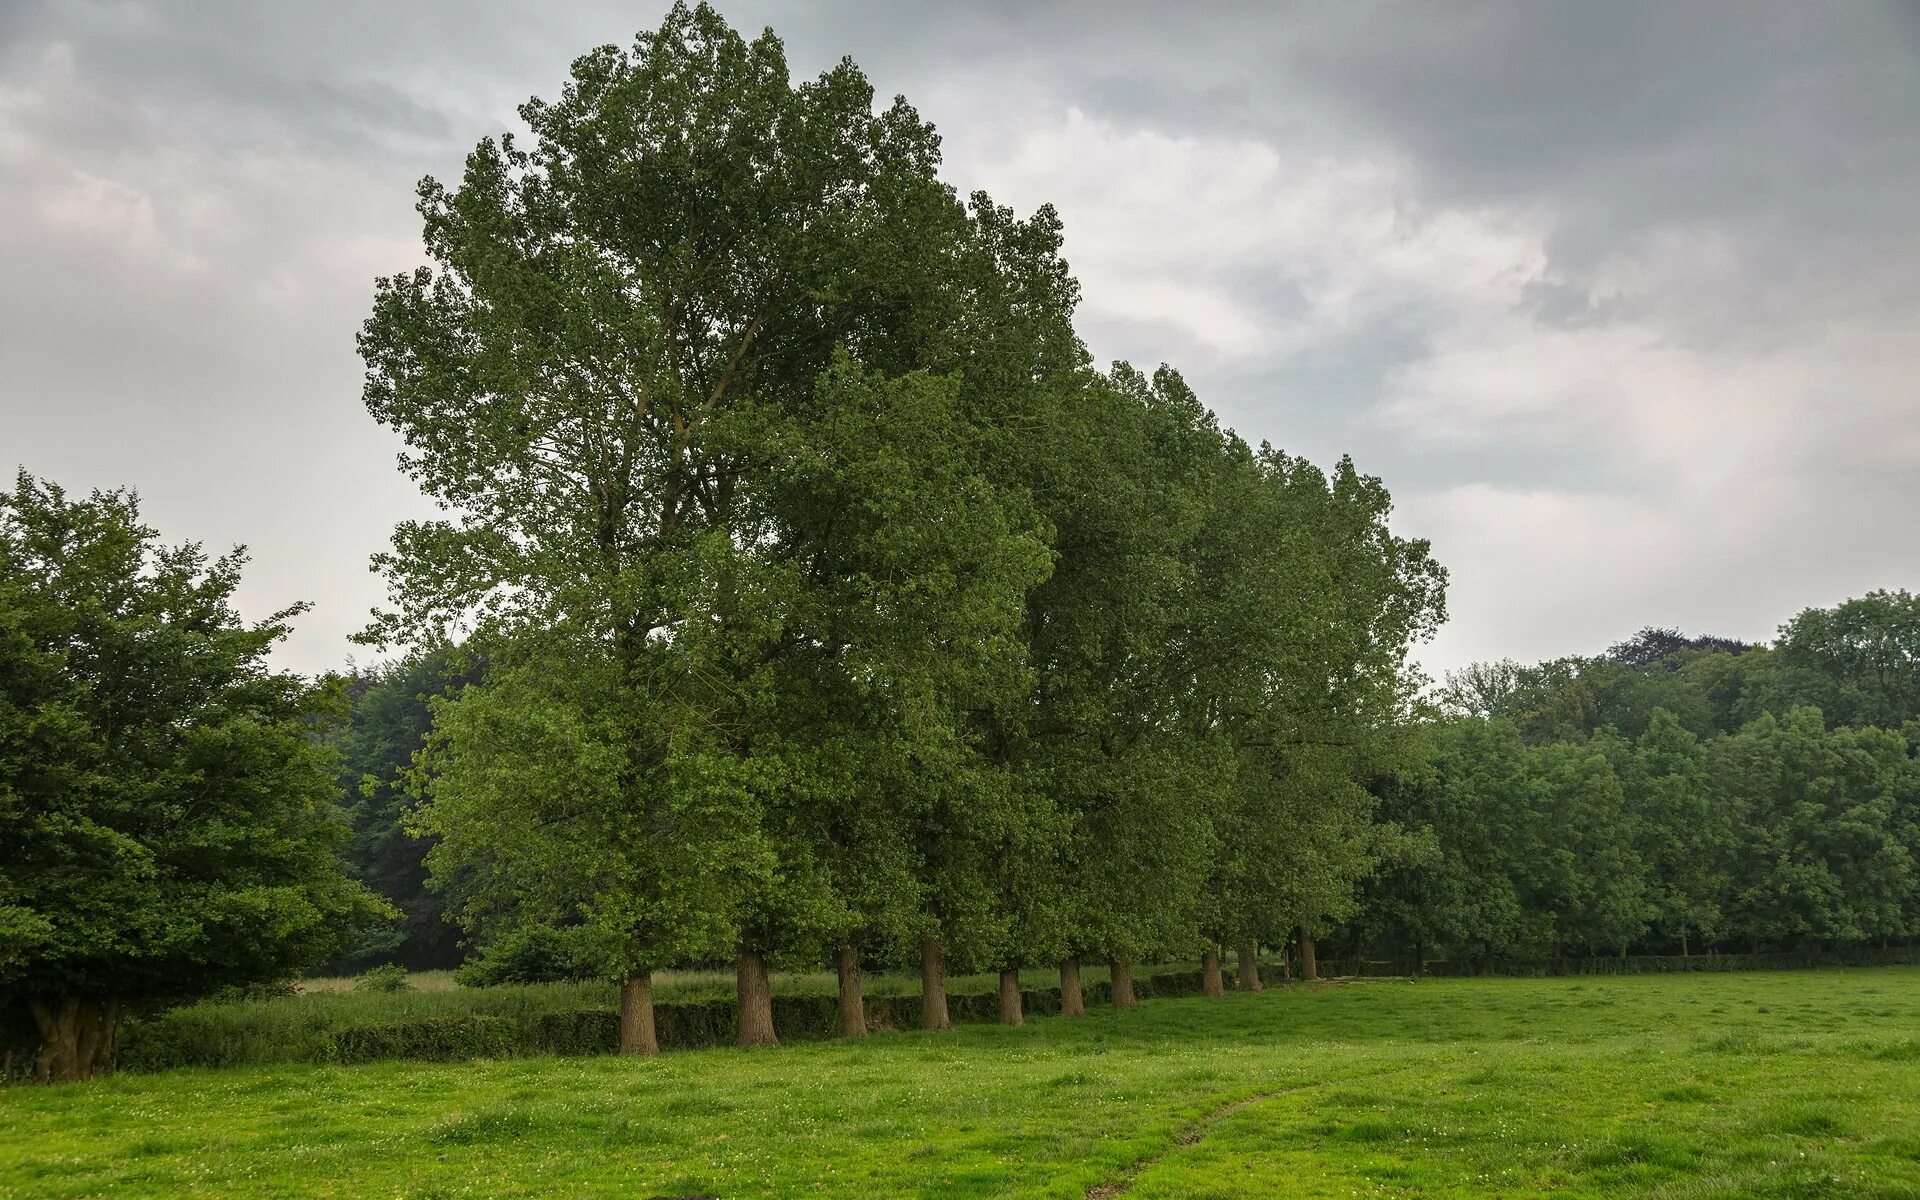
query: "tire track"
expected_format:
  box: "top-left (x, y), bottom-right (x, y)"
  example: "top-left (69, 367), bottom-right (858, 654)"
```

top-left (1082, 1064), bottom-right (1420, 1199)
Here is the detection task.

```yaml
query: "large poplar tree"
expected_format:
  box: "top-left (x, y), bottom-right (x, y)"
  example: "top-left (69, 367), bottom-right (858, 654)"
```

top-left (361, 3), bottom-right (1071, 1047)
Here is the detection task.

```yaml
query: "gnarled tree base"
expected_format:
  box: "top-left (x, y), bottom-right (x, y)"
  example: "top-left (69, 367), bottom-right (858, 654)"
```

top-left (30, 997), bottom-right (124, 1084)
top-left (836, 945), bottom-right (867, 1038)
top-left (1202, 947), bottom-right (1225, 997)
top-left (1059, 958), bottom-right (1085, 1016)
top-left (1237, 943), bottom-right (1263, 992)
top-left (920, 937), bottom-right (950, 1031)
top-left (735, 948), bottom-right (778, 1047)
top-left (998, 968), bottom-right (1024, 1025)
top-left (618, 973), bottom-right (658, 1055)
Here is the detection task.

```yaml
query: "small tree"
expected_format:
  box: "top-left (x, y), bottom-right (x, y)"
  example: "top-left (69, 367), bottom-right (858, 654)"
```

top-left (0, 473), bottom-right (382, 1081)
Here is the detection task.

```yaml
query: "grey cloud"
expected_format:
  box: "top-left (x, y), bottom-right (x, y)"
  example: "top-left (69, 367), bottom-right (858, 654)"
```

top-left (2, 0), bottom-right (1915, 679)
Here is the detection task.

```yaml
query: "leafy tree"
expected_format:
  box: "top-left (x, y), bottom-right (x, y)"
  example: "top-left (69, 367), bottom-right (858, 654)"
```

top-left (0, 473), bottom-right (382, 1081)
top-left (1437, 659), bottom-right (1529, 719)
top-left (322, 649), bottom-right (481, 973)
top-left (1003, 364), bottom-right (1228, 1009)
top-left (1606, 627), bottom-right (1753, 668)
top-left (1624, 709), bottom-right (1727, 954)
top-left (1530, 737), bottom-right (1652, 956)
top-left (732, 361), bottom-right (1053, 1033)
top-left (1777, 591), bottom-right (1920, 728)
top-left (362, 3), bottom-right (1071, 1048)
top-left (1415, 718), bottom-right (1535, 961)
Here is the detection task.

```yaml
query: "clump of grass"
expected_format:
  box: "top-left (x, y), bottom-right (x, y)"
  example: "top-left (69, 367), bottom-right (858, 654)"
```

top-left (1700, 1026), bottom-right (1770, 1055)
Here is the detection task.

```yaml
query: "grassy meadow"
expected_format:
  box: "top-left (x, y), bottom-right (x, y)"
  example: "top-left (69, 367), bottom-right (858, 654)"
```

top-left (4, 968), bottom-right (1919, 1199)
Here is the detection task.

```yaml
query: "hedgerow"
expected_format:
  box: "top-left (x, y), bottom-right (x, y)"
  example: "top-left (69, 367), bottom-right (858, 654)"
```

top-left (107, 968), bottom-right (1214, 1073)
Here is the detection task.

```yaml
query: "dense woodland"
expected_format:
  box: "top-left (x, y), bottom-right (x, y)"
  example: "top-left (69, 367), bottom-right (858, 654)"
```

top-left (4, 4), bottom-right (1917, 1083)
top-left (1356, 608), bottom-right (1920, 968)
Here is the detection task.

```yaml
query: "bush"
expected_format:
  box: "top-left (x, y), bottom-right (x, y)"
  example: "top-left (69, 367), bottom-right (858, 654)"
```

top-left (455, 925), bottom-right (604, 986)
top-left (354, 965), bottom-right (413, 993)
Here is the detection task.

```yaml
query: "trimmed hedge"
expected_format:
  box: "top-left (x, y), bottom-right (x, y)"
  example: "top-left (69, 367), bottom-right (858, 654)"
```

top-left (56, 950), bottom-right (1920, 1076)
top-left (111, 968), bottom-right (1215, 1074)
top-left (1321, 945), bottom-right (1920, 978)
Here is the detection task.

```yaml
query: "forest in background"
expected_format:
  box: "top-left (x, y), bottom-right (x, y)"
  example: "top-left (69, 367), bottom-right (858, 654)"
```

top-left (1358, 597), bottom-right (1920, 968)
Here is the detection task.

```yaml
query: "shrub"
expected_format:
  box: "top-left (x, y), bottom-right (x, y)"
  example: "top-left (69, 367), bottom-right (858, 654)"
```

top-left (455, 925), bottom-right (604, 986)
top-left (354, 965), bottom-right (413, 993)
top-left (213, 979), bottom-right (300, 1003)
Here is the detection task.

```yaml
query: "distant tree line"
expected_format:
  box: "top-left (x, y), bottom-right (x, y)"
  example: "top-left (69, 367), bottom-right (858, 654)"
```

top-left (1350, 597), bottom-right (1920, 967)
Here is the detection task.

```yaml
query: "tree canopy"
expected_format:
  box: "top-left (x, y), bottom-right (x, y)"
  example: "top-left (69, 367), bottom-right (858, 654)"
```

top-left (1362, 601), bottom-right (1920, 967)
top-left (0, 473), bottom-right (382, 1081)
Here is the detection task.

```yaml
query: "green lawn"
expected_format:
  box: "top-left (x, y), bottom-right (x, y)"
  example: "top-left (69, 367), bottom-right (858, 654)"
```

top-left (4, 969), bottom-right (1918, 1198)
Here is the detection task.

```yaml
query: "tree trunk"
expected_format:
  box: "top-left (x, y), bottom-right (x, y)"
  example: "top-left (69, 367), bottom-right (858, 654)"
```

top-left (1109, 955), bottom-right (1137, 1008)
top-left (735, 946), bottom-right (778, 1047)
top-left (1059, 958), bottom-right (1085, 1015)
top-left (618, 973), bottom-right (658, 1055)
top-left (1201, 947), bottom-right (1225, 998)
top-left (1680, 927), bottom-right (1690, 957)
top-left (998, 969), bottom-right (1025, 1025)
top-left (1237, 942), bottom-right (1263, 992)
top-left (919, 936), bottom-right (950, 1031)
top-left (1298, 930), bottom-right (1318, 981)
top-left (29, 997), bottom-right (123, 1084)
top-left (835, 945), bottom-right (867, 1039)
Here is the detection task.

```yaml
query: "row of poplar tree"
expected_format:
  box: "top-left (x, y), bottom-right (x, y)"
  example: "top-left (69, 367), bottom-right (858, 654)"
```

top-left (1, 4), bottom-right (1440, 1078)
top-left (348, 5), bottom-right (1447, 1052)
top-left (1351, 604), bottom-right (1920, 968)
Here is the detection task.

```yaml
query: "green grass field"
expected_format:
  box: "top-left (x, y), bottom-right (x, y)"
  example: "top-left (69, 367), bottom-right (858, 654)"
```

top-left (4, 968), bottom-right (1918, 1199)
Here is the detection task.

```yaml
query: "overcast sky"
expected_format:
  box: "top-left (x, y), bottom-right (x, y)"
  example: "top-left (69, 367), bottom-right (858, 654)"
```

top-left (3, 1), bottom-right (1917, 681)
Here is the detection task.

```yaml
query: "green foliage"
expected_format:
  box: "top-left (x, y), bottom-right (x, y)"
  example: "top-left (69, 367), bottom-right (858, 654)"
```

top-left (353, 1), bottom-right (1443, 1006)
top-left (1374, 597), bottom-right (1920, 962)
top-left (1777, 589), bottom-right (1920, 728)
top-left (360, 2), bottom-right (1088, 994)
top-left (352, 965), bottom-right (411, 994)
top-left (320, 650), bottom-right (481, 973)
top-left (453, 924), bottom-right (604, 986)
top-left (0, 471), bottom-right (386, 1077)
